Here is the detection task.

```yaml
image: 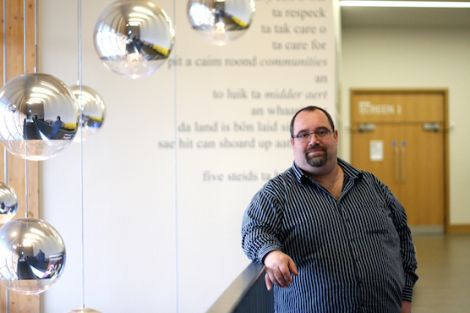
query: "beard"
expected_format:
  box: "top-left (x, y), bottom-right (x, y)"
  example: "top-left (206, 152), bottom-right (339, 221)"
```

top-left (305, 144), bottom-right (328, 167)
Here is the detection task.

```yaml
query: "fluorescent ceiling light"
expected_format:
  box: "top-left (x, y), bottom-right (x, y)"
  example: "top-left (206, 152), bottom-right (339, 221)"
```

top-left (339, 1), bottom-right (470, 8)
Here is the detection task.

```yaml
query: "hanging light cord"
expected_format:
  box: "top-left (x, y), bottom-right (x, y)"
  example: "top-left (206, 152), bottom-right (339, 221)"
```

top-left (172, 1), bottom-right (180, 312)
top-left (80, 107), bottom-right (85, 310)
top-left (3, 2), bottom-right (10, 313)
top-left (77, 0), bottom-right (86, 309)
top-left (3, 0), bottom-right (8, 184)
top-left (77, 0), bottom-right (83, 86)
top-left (23, 0), bottom-right (29, 219)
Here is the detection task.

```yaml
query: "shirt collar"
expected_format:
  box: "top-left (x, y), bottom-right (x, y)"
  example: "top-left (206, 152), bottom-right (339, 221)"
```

top-left (291, 158), bottom-right (362, 185)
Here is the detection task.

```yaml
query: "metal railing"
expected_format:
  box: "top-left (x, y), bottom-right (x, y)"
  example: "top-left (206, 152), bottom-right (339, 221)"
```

top-left (206, 263), bottom-right (274, 313)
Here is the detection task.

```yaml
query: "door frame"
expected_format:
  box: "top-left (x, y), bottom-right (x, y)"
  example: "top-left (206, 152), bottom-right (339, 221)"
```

top-left (349, 88), bottom-right (449, 233)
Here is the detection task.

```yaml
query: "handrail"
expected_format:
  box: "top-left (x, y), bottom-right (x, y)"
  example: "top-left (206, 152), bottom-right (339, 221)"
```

top-left (206, 262), bottom-right (274, 313)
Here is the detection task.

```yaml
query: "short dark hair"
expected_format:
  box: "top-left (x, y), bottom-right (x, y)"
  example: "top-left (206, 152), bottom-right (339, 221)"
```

top-left (289, 106), bottom-right (335, 138)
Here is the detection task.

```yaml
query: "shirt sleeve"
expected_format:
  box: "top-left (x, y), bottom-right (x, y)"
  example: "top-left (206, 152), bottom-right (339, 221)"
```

top-left (241, 182), bottom-right (285, 264)
top-left (376, 177), bottom-right (419, 302)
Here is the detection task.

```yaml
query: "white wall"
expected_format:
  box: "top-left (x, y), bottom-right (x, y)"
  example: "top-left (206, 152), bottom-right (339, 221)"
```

top-left (40, 1), bottom-right (177, 312)
top-left (37, 3), bottom-right (470, 313)
top-left (340, 26), bottom-right (470, 224)
top-left (39, 0), bottom-right (337, 312)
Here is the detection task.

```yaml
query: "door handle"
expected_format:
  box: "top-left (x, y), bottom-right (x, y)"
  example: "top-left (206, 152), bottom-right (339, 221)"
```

top-left (392, 140), bottom-right (400, 183)
top-left (400, 140), bottom-right (407, 183)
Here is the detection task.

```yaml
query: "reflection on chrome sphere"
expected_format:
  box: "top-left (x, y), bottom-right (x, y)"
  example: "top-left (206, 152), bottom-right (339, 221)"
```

top-left (187, 0), bottom-right (255, 46)
top-left (0, 218), bottom-right (66, 294)
top-left (94, 0), bottom-right (175, 79)
top-left (0, 183), bottom-right (18, 224)
top-left (68, 309), bottom-right (102, 313)
top-left (70, 85), bottom-right (106, 142)
top-left (0, 73), bottom-right (79, 160)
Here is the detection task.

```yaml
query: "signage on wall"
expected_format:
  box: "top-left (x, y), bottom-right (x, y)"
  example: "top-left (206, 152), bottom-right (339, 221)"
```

top-left (369, 140), bottom-right (384, 161)
top-left (359, 100), bottom-right (402, 115)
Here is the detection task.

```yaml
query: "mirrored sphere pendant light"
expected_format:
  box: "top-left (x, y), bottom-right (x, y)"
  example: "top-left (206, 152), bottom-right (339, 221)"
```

top-left (0, 73), bottom-right (80, 161)
top-left (70, 85), bottom-right (106, 142)
top-left (94, 0), bottom-right (175, 79)
top-left (187, 0), bottom-right (256, 46)
top-left (69, 309), bottom-right (102, 313)
top-left (0, 218), bottom-right (66, 294)
top-left (0, 182), bottom-right (18, 224)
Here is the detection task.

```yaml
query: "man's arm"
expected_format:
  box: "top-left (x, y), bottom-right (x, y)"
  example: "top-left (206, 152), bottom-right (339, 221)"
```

top-left (241, 186), bottom-right (284, 263)
top-left (242, 183), bottom-right (300, 289)
top-left (378, 179), bottom-right (419, 302)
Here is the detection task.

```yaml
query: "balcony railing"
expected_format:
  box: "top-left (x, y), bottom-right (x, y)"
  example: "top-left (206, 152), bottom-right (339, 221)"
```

top-left (206, 263), bottom-right (273, 313)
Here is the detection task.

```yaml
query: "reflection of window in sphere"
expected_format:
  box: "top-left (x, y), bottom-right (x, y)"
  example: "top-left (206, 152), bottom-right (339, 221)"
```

top-left (69, 85), bottom-right (106, 142)
top-left (0, 218), bottom-right (66, 295)
top-left (94, 0), bottom-right (175, 79)
top-left (187, 0), bottom-right (256, 46)
top-left (0, 183), bottom-right (18, 224)
top-left (0, 73), bottom-right (79, 161)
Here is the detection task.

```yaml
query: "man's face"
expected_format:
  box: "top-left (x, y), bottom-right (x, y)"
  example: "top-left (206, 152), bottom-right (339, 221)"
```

top-left (290, 109), bottom-right (338, 175)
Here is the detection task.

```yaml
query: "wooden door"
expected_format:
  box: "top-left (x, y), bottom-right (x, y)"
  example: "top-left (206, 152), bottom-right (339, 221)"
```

top-left (351, 90), bottom-right (447, 231)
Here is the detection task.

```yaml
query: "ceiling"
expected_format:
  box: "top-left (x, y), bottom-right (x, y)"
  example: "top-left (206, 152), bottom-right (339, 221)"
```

top-left (341, 5), bottom-right (470, 27)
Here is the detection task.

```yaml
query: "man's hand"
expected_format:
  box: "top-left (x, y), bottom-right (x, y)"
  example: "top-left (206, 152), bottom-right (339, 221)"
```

top-left (400, 301), bottom-right (411, 313)
top-left (263, 250), bottom-right (298, 290)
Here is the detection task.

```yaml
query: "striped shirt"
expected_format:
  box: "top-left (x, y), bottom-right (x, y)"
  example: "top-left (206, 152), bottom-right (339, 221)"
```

top-left (242, 159), bottom-right (418, 313)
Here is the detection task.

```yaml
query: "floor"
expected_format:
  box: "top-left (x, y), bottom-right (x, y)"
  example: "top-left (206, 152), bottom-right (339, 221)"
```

top-left (412, 234), bottom-right (470, 313)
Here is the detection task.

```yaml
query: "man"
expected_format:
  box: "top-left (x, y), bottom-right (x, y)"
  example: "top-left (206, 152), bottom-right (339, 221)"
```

top-left (242, 106), bottom-right (418, 313)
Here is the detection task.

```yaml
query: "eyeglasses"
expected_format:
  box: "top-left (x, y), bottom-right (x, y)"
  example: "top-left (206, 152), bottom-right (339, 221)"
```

top-left (293, 127), bottom-right (333, 142)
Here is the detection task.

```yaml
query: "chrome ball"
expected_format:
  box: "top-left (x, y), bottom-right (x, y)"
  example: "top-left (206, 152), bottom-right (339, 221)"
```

top-left (0, 218), bottom-right (66, 294)
top-left (0, 73), bottom-right (79, 160)
top-left (187, 0), bottom-right (255, 46)
top-left (94, 0), bottom-right (175, 79)
top-left (70, 85), bottom-right (106, 142)
top-left (0, 183), bottom-right (18, 224)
